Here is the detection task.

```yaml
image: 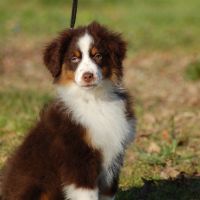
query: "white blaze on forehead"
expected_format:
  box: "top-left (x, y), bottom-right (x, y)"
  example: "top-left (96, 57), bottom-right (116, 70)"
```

top-left (75, 32), bottom-right (102, 87)
top-left (77, 32), bottom-right (93, 54)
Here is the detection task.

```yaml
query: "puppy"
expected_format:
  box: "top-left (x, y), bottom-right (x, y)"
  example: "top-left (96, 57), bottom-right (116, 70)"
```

top-left (2, 22), bottom-right (136, 200)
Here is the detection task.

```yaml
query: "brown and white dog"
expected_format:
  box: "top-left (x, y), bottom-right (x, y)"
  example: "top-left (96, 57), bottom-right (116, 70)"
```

top-left (2, 22), bottom-right (135, 200)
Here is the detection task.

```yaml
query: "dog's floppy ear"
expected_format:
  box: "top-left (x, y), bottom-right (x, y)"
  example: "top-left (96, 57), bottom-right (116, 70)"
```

top-left (88, 22), bottom-right (127, 66)
top-left (43, 30), bottom-right (72, 78)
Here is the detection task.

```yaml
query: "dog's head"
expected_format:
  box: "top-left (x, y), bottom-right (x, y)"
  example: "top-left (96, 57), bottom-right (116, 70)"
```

top-left (44, 22), bottom-right (126, 89)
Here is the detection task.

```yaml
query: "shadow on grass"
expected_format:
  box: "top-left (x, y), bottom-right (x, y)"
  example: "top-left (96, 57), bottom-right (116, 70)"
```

top-left (117, 173), bottom-right (200, 200)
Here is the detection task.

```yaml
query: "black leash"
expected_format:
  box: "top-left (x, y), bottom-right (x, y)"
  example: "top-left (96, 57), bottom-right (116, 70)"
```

top-left (70, 0), bottom-right (78, 29)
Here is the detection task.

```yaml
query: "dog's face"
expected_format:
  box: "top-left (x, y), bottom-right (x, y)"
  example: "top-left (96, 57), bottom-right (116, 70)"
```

top-left (44, 22), bottom-right (126, 89)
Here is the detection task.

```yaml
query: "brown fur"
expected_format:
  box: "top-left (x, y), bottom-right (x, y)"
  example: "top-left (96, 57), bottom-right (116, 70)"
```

top-left (2, 101), bottom-right (102, 200)
top-left (58, 66), bottom-right (74, 85)
top-left (40, 193), bottom-right (49, 200)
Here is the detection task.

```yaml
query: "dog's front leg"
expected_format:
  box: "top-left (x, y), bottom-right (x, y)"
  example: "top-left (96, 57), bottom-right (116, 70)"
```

top-left (98, 159), bottom-right (122, 200)
top-left (61, 147), bottom-right (101, 200)
top-left (63, 184), bottom-right (98, 200)
top-left (98, 181), bottom-right (117, 200)
top-left (98, 172), bottom-right (119, 200)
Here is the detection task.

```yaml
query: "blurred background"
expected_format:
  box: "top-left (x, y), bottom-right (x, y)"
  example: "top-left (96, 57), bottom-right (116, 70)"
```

top-left (0, 0), bottom-right (200, 199)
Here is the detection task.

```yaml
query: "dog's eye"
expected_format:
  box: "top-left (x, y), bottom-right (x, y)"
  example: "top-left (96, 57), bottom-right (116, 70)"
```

top-left (71, 56), bottom-right (80, 63)
top-left (93, 53), bottom-right (102, 61)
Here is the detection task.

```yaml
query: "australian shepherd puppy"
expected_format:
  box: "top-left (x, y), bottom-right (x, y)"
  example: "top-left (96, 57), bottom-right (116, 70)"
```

top-left (2, 22), bottom-right (135, 200)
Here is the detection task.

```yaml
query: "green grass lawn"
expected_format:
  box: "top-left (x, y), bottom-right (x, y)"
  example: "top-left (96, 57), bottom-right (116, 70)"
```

top-left (1, 0), bottom-right (200, 199)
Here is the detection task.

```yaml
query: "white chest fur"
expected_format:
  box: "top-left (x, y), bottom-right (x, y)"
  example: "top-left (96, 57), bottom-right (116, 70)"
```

top-left (57, 83), bottom-right (134, 169)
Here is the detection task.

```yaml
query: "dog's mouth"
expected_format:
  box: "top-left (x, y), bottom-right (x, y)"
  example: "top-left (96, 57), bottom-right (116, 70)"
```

top-left (75, 79), bottom-right (100, 89)
top-left (74, 80), bottom-right (99, 89)
top-left (81, 84), bottom-right (98, 89)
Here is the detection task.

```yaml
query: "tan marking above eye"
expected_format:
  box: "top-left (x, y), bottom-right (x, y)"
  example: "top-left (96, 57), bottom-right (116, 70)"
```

top-left (73, 50), bottom-right (81, 58)
top-left (91, 47), bottom-right (98, 56)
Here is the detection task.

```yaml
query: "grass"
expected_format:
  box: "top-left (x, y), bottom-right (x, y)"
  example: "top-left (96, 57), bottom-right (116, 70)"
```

top-left (1, 0), bottom-right (200, 199)
top-left (0, 89), bottom-right (51, 166)
top-left (184, 60), bottom-right (200, 81)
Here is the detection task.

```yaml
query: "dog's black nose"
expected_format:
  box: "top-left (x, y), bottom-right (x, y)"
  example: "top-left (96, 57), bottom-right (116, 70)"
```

top-left (82, 72), bottom-right (94, 83)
